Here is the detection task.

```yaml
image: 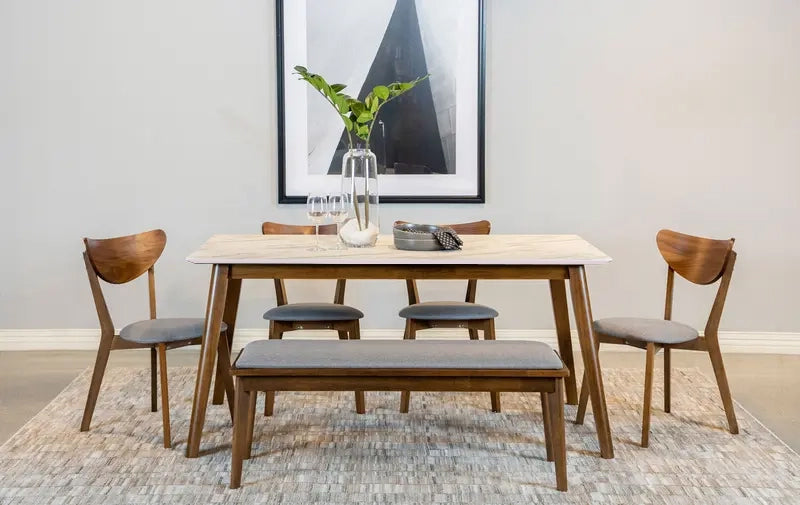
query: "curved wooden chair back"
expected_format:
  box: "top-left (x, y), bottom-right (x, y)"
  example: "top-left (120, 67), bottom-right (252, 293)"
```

top-left (261, 222), bottom-right (345, 305)
top-left (261, 222), bottom-right (337, 235)
top-left (656, 229), bottom-right (737, 337)
top-left (82, 229), bottom-right (166, 336)
top-left (395, 220), bottom-right (492, 305)
top-left (84, 229), bottom-right (166, 284)
top-left (656, 229), bottom-right (734, 285)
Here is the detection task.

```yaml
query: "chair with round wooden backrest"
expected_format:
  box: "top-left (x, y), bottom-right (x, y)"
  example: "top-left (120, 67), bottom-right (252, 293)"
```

top-left (259, 222), bottom-right (365, 416)
top-left (576, 229), bottom-right (739, 447)
top-left (396, 220), bottom-right (502, 413)
top-left (81, 229), bottom-right (229, 448)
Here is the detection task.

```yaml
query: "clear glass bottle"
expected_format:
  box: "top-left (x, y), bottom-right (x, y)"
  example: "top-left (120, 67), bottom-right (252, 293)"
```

top-left (339, 148), bottom-right (379, 247)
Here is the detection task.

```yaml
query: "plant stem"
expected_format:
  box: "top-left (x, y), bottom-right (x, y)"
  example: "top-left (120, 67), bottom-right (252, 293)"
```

top-left (363, 143), bottom-right (370, 230)
top-left (349, 162), bottom-right (362, 231)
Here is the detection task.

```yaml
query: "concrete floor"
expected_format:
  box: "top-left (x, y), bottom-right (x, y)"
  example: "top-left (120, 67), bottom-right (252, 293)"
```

top-left (1, 349), bottom-right (798, 451)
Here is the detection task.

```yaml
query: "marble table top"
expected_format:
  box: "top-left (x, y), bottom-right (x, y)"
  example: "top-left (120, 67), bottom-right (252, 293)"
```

top-left (187, 234), bottom-right (612, 266)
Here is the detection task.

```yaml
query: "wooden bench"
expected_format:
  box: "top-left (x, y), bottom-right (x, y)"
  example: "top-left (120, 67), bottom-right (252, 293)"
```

top-left (229, 339), bottom-right (570, 491)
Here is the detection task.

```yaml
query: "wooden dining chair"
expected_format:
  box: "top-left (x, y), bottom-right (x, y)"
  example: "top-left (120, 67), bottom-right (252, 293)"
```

top-left (259, 222), bottom-right (365, 416)
top-left (576, 229), bottom-right (739, 447)
top-left (396, 220), bottom-right (502, 413)
top-left (81, 229), bottom-right (228, 448)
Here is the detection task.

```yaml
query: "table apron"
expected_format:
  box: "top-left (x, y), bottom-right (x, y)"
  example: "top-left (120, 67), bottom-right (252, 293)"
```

top-left (229, 264), bottom-right (570, 280)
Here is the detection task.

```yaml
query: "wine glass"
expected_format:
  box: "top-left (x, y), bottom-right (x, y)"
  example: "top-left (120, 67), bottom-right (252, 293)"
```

top-left (306, 193), bottom-right (328, 251)
top-left (327, 192), bottom-right (350, 249)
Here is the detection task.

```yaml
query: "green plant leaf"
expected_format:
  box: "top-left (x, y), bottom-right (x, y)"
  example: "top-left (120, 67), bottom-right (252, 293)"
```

top-left (350, 102), bottom-right (365, 116)
top-left (294, 65), bottom-right (428, 151)
top-left (373, 85), bottom-right (390, 100)
top-left (342, 115), bottom-right (353, 131)
top-left (333, 95), bottom-right (349, 114)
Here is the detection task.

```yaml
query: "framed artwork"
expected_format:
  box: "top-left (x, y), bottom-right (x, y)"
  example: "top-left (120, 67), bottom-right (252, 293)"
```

top-left (276, 0), bottom-right (486, 203)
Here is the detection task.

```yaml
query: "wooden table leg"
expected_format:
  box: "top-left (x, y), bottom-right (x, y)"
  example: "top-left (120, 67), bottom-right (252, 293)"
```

top-left (186, 264), bottom-right (230, 458)
top-left (568, 265), bottom-right (614, 459)
top-left (549, 280), bottom-right (578, 405)
top-left (213, 278), bottom-right (242, 406)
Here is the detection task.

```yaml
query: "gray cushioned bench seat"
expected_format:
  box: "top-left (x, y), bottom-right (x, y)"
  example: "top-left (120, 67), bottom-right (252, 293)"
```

top-left (234, 339), bottom-right (563, 371)
top-left (229, 339), bottom-right (570, 491)
top-left (399, 301), bottom-right (498, 320)
top-left (120, 318), bottom-right (227, 345)
top-left (263, 303), bottom-right (364, 322)
top-left (593, 317), bottom-right (699, 345)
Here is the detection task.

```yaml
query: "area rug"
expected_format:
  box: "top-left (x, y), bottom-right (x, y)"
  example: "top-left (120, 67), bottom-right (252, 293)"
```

top-left (0, 367), bottom-right (798, 504)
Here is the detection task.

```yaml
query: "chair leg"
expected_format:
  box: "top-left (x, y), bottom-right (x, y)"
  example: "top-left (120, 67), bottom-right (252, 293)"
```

top-left (549, 379), bottom-right (568, 492)
top-left (157, 344), bottom-right (171, 449)
top-left (216, 334), bottom-right (236, 421)
top-left (707, 340), bottom-right (739, 434)
top-left (245, 391), bottom-right (256, 460)
top-left (264, 321), bottom-right (280, 417)
top-left (483, 319), bottom-right (501, 413)
top-left (80, 334), bottom-right (114, 432)
top-left (399, 319), bottom-right (415, 413)
top-left (541, 391), bottom-right (553, 462)
top-left (150, 347), bottom-right (158, 412)
top-left (230, 379), bottom-right (249, 489)
top-left (349, 321), bottom-right (366, 415)
top-left (212, 330), bottom-right (233, 406)
top-left (664, 347), bottom-right (671, 414)
top-left (575, 373), bottom-right (589, 425)
top-left (641, 343), bottom-right (656, 448)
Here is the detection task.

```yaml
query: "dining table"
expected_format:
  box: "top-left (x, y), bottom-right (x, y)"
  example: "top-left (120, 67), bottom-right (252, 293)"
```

top-left (184, 233), bottom-right (614, 459)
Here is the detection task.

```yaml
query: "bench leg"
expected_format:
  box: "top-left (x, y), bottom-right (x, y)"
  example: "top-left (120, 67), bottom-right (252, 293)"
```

top-left (483, 319), bottom-right (501, 413)
top-left (245, 391), bottom-right (256, 460)
top-left (548, 380), bottom-right (568, 492)
top-left (230, 379), bottom-right (250, 489)
top-left (541, 392), bottom-right (554, 462)
top-left (264, 392), bottom-right (275, 417)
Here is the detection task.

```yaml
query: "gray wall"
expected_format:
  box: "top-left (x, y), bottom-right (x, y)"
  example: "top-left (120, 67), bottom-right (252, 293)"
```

top-left (2, 0), bottom-right (799, 334)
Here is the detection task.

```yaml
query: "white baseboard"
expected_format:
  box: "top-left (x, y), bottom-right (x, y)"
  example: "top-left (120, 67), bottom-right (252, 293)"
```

top-left (0, 328), bottom-right (798, 354)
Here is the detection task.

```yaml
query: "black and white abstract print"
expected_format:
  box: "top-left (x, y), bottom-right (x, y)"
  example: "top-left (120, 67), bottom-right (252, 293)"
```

top-left (279, 0), bottom-right (484, 203)
top-left (306, 0), bottom-right (457, 176)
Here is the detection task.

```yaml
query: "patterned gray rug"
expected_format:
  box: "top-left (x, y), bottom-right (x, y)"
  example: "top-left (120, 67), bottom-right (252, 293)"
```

top-left (0, 366), bottom-right (798, 504)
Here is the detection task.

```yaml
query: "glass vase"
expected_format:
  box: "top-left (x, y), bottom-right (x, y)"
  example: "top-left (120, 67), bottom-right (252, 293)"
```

top-left (340, 148), bottom-right (379, 247)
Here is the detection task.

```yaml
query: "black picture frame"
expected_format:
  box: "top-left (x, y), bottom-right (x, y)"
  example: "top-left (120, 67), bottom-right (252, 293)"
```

top-left (276, 0), bottom-right (486, 204)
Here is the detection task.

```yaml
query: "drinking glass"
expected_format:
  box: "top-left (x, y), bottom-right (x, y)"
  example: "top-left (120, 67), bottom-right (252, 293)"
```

top-left (306, 193), bottom-right (328, 251)
top-left (327, 192), bottom-right (350, 249)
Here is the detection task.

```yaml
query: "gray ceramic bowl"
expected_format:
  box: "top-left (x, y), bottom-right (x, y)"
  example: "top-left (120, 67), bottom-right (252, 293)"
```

top-left (393, 223), bottom-right (442, 251)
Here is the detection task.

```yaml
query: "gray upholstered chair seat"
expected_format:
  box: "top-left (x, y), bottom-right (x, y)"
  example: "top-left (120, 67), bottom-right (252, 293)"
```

top-left (235, 339), bottom-right (564, 370)
top-left (593, 317), bottom-right (699, 345)
top-left (399, 301), bottom-right (499, 320)
top-left (263, 303), bottom-right (364, 322)
top-left (119, 318), bottom-right (226, 345)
